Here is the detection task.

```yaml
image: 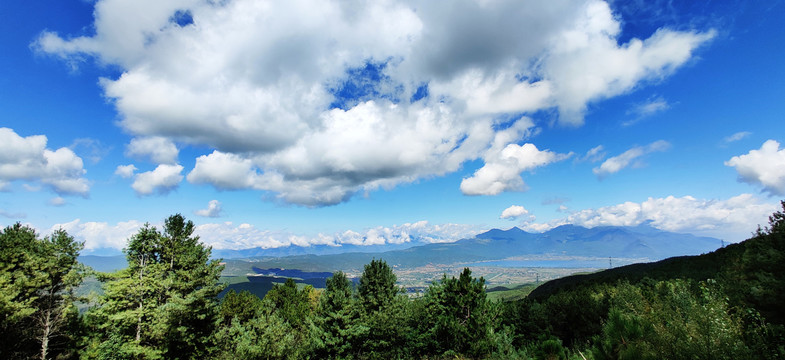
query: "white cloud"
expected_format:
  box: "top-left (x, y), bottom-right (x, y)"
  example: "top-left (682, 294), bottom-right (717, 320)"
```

top-left (543, 3), bottom-right (715, 125)
top-left (523, 194), bottom-right (777, 242)
top-left (41, 217), bottom-right (479, 251)
top-left (131, 164), bottom-right (184, 196)
top-left (725, 140), bottom-right (785, 196)
top-left (126, 136), bottom-right (179, 164)
top-left (187, 151), bottom-right (261, 190)
top-left (500, 205), bottom-right (530, 220)
top-left (49, 219), bottom-right (145, 250)
top-left (195, 200), bottom-right (222, 218)
top-left (461, 142), bottom-right (572, 196)
top-left (36, 0), bottom-right (714, 205)
top-left (581, 145), bottom-right (606, 162)
top-left (0, 127), bottom-right (89, 196)
top-left (114, 164), bottom-right (137, 178)
top-left (724, 131), bottom-right (752, 143)
top-left (623, 95), bottom-right (670, 126)
top-left (593, 140), bottom-right (670, 178)
top-left (196, 220), bottom-right (481, 250)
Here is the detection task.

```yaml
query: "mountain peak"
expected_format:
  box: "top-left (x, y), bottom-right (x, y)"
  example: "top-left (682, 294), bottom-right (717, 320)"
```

top-left (477, 227), bottom-right (529, 239)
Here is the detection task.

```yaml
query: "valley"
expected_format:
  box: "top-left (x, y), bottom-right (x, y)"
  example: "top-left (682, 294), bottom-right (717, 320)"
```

top-left (81, 224), bottom-right (723, 299)
top-left (207, 223), bottom-right (721, 297)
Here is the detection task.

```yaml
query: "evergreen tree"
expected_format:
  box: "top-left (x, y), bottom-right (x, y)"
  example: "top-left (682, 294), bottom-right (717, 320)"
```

top-left (420, 268), bottom-right (500, 357)
top-left (357, 259), bottom-right (399, 314)
top-left (211, 306), bottom-right (299, 360)
top-left (0, 223), bottom-right (42, 358)
top-left (218, 289), bottom-right (264, 325)
top-left (264, 278), bottom-right (313, 331)
top-left (0, 224), bottom-right (84, 360)
top-left (213, 278), bottom-right (318, 359)
top-left (313, 271), bottom-right (361, 359)
top-left (355, 259), bottom-right (411, 358)
top-left (84, 214), bottom-right (224, 359)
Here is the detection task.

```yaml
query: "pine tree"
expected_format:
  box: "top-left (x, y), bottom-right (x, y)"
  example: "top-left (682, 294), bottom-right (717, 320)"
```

top-left (35, 229), bottom-right (85, 360)
top-left (313, 271), bottom-right (361, 358)
top-left (218, 289), bottom-right (264, 325)
top-left (84, 214), bottom-right (224, 359)
top-left (420, 268), bottom-right (499, 357)
top-left (264, 278), bottom-right (313, 331)
top-left (0, 224), bottom-right (84, 360)
top-left (355, 259), bottom-right (411, 358)
top-left (357, 259), bottom-right (399, 314)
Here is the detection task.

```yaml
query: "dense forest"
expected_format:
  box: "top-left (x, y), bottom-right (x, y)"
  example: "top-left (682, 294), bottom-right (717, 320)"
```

top-left (2, 203), bottom-right (785, 359)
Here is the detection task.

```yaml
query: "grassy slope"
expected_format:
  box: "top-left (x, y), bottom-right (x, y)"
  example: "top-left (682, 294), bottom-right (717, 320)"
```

top-left (486, 283), bottom-right (539, 302)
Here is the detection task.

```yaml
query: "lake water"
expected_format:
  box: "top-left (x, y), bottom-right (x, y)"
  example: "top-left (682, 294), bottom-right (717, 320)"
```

top-left (466, 258), bottom-right (642, 268)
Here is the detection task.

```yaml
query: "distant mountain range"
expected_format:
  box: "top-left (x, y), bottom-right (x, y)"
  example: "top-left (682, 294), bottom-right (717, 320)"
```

top-left (473, 223), bottom-right (721, 260)
top-left (220, 224), bottom-right (722, 272)
top-left (81, 224), bottom-right (723, 273)
top-left (211, 240), bottom-right (419, 259)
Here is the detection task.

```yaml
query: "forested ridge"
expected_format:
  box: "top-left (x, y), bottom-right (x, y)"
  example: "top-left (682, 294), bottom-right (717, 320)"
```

top-left (2, 203), bottom-right (785, 359)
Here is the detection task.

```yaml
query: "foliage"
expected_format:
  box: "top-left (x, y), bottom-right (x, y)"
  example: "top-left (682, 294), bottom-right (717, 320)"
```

top-left (264, 278), bottom-right (316, 331)
top-left (219, 289), bottom-right (264, 325)
top-left (0, 223), bottom-right (85, 360)
top-left (418, 268), bottom-right (500, 357)
top-left (82, 214), bottom-right (224, 359)
top-left (211, 306), bottom-right (301, 360)
top-left (591, 279), bottom-right (758, 360)
top-left (312, 271), bottom-right (362, 359)
top-left (354, 259), bottom-right (413, 359)
top-left (357, 259), bottom-right (400, 314)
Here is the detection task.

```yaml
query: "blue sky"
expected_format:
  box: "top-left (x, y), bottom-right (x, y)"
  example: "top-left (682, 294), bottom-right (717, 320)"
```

top-left (1, 0), bottom-right (784, 254)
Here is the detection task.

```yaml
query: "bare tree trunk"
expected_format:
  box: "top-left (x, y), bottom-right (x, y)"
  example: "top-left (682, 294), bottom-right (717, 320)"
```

top-left (136, 300), bottom-right (143, 343)
top-left (40, 309), bottom-right (51, 360)
top-left (136, 255), bottom-right (145, 343)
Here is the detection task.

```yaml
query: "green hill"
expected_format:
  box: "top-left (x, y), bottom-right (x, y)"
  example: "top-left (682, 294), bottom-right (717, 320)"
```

top-left (499, 202), bottom-right (785, 357)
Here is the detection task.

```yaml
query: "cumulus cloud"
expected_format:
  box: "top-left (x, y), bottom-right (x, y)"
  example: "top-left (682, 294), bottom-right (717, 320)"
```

top-left (36, 0), bottom-right (714, 205)
top-left (114, 164), bottom-right (137, 178)
top-left (131, 164), bottom-right (184, 196)
top-left (725, 140), bottom-right (785, 196)
top-left (195, 200), bottom-right (222, 218)
top-left (0, 127), bottom-right (89, 196)
top-left (593, 140), bottom-right (670, 178)
top-left (194, 220), bottom-right (481, 250)
top-left (461, 141), bottom-right (572, 196)
top-left (522, 194), bottom-right (777, 242)
top-left (50, 219), bottom-right (145, 250)
top-left (500, 205), bottom-right (530, 220)
top-left (187, 151), bottom-right (261, 190)
top-left (542, 3), bottom-right (714, 125)
top-left (44, 215), bottom-right (480, 251)
top-left (126, 136), bottom-right (179, 164)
